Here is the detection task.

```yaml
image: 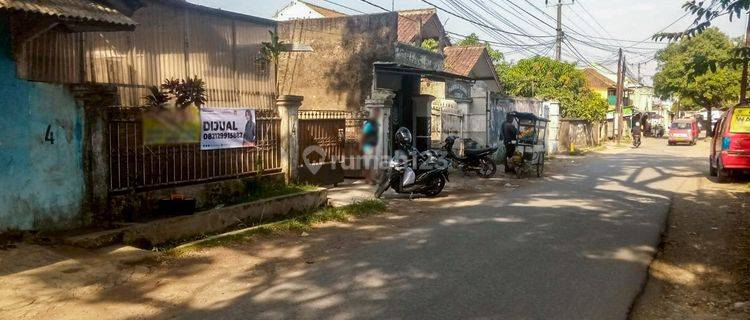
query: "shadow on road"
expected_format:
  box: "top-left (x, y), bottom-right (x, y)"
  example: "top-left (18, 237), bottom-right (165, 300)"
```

top-left (2, 147), bottom-right (747, 319)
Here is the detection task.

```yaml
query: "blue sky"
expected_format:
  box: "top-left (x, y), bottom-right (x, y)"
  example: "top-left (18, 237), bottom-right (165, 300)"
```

top-left (191, 0), bottom-right (746, 81)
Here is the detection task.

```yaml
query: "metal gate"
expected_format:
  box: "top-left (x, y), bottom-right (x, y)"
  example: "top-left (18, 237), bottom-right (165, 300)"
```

top-left (298, 111), bottom-right (346, 186)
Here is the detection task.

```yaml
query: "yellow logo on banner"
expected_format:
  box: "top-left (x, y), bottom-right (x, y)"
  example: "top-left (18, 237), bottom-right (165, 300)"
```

top-left (731, 107), bottom-right (750, 133)
top-left (143, 108), bottom-right (201, 145)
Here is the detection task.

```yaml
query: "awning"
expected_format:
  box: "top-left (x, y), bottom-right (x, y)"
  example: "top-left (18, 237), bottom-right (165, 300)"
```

top-left (0, 0), bottom-right (137, 28)
top-left (374, 62), bottom-right (474, 82)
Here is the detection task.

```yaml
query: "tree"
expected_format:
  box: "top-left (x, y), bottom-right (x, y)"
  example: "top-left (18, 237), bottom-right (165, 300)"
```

top-left (653, 28), bottom-right (740, 135)
top-left (456, 33), bottom-right (508, 75)
top-left (421, 38), bottom-right (439, 52)
top-left (655, 0), bottom-right (750, 103)
top-left (261, 30), bottom-right (284, 97)
top-left (500, 56), bottom-right (608, 121)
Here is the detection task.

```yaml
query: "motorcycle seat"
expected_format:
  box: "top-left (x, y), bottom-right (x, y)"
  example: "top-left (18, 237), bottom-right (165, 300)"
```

top-left (465, 147), bottom-right (497, 156)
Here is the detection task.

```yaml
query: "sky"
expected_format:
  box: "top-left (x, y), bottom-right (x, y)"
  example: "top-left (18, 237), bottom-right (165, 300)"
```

top-left (191, 0), bottom-right (746, 84)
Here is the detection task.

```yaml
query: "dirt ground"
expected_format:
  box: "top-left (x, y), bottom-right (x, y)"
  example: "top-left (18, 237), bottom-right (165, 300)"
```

top-left (631, 167), bottom-right (750, 319)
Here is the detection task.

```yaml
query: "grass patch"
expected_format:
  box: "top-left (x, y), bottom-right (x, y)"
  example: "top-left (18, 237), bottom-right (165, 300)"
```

top-left (167, 199), bottom-right (387, 256)
top-left (239, 182), bottom-right (318, 203)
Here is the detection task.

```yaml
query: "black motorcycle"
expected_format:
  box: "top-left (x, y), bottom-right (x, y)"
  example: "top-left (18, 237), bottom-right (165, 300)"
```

top-left (374, 128), bottom-right (450, 198)
top-left (443, 136), bottom-right (498, 178)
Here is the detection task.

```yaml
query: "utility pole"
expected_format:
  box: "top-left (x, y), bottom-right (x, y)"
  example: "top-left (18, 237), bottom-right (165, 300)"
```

top-left (546, 0), bottom-right (574, 60)
top-left (637, 63), bottom-right (642, 84)
top-left (555, 1), bottom-right (562, 60)
top-left (615, 48), bottom-right (624, 144)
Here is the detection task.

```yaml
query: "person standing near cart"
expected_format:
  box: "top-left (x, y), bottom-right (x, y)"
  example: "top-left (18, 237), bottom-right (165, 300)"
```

top-left (503, 115), bottom-right (518, 173)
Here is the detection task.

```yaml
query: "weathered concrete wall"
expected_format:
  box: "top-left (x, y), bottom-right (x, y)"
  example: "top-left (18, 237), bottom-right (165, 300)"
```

top-left (558, 119), bottom-right (602, 153)
top-left (277, 13), bottom-right (397, 111)
top-left (0, 21), bottom-right (85, 230)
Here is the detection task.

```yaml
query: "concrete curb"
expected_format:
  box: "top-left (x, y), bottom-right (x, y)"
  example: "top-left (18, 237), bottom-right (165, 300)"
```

top-left (63, 188), bottom-right (328, 249)
top-left (122, 188), bottom-right (328, 247)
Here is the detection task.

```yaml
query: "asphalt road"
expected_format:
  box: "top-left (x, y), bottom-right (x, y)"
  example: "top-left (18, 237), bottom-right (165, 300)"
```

top-left (196, 139), bottom-right (707, 320)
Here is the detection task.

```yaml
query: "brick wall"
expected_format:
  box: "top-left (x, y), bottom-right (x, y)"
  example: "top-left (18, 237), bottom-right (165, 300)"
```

top-left (277, 13), bottom-right (398, 111)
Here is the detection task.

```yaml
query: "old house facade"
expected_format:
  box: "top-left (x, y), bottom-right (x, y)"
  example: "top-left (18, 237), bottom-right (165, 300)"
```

top-left (277, 9), bottom-right (474, 152)
top-left (1, 0), bottom-right (280, 231)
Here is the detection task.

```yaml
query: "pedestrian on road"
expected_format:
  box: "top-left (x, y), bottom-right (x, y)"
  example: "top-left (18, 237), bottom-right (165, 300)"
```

top-left (503, 115), bottom-right (518, 173)
top-left (362, 109), bottom-right (380, 184)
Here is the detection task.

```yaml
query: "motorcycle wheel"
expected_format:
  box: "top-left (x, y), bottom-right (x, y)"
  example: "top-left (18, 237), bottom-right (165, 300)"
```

top-left (374, 171), bottom-right (390, 198)
top-left (422, 175), bottom-right (446, 197)
top-left (477, 158), bottom-right (497, 178)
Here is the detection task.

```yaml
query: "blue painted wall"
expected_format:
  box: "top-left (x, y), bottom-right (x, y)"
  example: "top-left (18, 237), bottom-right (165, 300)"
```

top-left (0, 21), bottom-right (86, 230)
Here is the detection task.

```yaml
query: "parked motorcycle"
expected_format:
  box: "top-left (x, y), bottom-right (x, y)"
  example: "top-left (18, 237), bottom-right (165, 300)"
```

top-left (443, 136), bottom-right (498, 178)
top-left (374, 128), bottom-right (450, 198)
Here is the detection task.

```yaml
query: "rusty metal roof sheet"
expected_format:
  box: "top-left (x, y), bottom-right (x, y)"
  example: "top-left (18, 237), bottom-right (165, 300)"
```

top-left (0, 0), bottom-right (136, 26)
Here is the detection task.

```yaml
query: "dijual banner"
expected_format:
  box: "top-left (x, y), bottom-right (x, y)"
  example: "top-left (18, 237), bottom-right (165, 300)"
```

top-left (200, 108), bottom-right (256, 150)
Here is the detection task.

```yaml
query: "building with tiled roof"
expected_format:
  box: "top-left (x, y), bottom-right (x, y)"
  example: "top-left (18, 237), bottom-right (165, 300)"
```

top-left (443, 45), bottom-right (500, 91)
top-left (397, 8), bottom-right (449, 50)
top-left (274, 0), bottom-right (345, 21)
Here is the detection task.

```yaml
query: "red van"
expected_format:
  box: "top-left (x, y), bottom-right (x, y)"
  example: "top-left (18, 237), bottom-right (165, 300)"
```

top-left (668, 118), bottom-right (699, 145)
top-left (710, 105), bottom-right (750, 182)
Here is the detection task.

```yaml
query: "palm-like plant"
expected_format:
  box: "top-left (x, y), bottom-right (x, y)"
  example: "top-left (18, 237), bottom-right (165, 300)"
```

top-left (142, 76), bottom-right (208, 109)
top-left (261, 30), bottom-right (285, 97)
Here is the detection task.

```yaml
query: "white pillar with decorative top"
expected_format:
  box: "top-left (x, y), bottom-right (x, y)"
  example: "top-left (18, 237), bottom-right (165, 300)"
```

top-left (277, 95), bottom-right (303, 183)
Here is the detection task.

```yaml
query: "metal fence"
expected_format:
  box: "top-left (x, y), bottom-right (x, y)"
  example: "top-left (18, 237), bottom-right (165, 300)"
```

top-left (107, 107), bottom-right (281, 193)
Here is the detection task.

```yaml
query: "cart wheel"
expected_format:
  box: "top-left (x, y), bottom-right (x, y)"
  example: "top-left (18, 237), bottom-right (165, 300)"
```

top-left (514, 165), bottom-right (522, 179)
top-left (536, 164), bottom-right (544, 177)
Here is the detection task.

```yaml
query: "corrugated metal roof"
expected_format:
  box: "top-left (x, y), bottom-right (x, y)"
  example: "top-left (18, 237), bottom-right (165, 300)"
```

top-left (0, 0), bottom-right (136, 26)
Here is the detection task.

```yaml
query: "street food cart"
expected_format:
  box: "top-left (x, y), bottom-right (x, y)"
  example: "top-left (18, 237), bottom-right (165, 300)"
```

top-left (508, 111), bottom-right (549, 178)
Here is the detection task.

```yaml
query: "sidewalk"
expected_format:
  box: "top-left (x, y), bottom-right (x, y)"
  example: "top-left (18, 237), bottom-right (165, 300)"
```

top-left (327, 180), bottom-right (377, 207)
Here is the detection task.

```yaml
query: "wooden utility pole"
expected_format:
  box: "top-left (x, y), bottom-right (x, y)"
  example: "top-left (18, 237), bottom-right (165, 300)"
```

top-left (615, 48), bottom-right (624, 144)
top-left (637, 63), bottom-right (642, 84)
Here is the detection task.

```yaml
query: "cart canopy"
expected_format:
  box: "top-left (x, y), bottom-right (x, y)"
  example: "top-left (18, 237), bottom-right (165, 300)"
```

top-left (508, 111), bottom-right (549, 122)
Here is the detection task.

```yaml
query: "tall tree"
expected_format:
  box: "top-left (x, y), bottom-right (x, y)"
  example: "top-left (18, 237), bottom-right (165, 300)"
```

top-left (655, 0), bottom-right (750, 103)
top-left (501, 56), bottom-right (608, 121)
top-left (653, 28), bottom-right (740, 135)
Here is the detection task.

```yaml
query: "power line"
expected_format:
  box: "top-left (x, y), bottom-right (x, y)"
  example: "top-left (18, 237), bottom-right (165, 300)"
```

top-left (438, 0), bottom-right (550, 56)
top-left (357, 0), bottom-right (390, 12)
top-left (317, 0), bottom-right (366, 14)
top-left (420, 0), bottom-right (556, 38)
top-left (447, 31), bottom-right (555, 48)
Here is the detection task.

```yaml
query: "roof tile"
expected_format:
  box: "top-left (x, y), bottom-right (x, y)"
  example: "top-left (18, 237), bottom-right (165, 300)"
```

top-left (443, 45), bottom-right (486, 77)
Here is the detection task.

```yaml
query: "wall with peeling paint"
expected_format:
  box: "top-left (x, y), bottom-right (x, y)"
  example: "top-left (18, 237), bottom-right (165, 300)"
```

top-left (0, 21), bottom-right (85, 231)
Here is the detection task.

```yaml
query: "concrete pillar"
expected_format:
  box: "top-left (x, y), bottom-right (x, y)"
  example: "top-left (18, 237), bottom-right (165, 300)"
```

top-left (365, 90), bottom-right (394, 163)
top-left (277, 95), bottom-right (303, 183)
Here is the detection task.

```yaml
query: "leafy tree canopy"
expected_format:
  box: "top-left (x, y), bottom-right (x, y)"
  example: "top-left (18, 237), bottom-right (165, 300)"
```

top-left (456, 33), bottom-right (504, 64)
top-left (653, 28), bottom-right (740, 111)
top-left (421, 38), bottom-right (439, 52)
top-left (500, 56), bottom-right (608, 121)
